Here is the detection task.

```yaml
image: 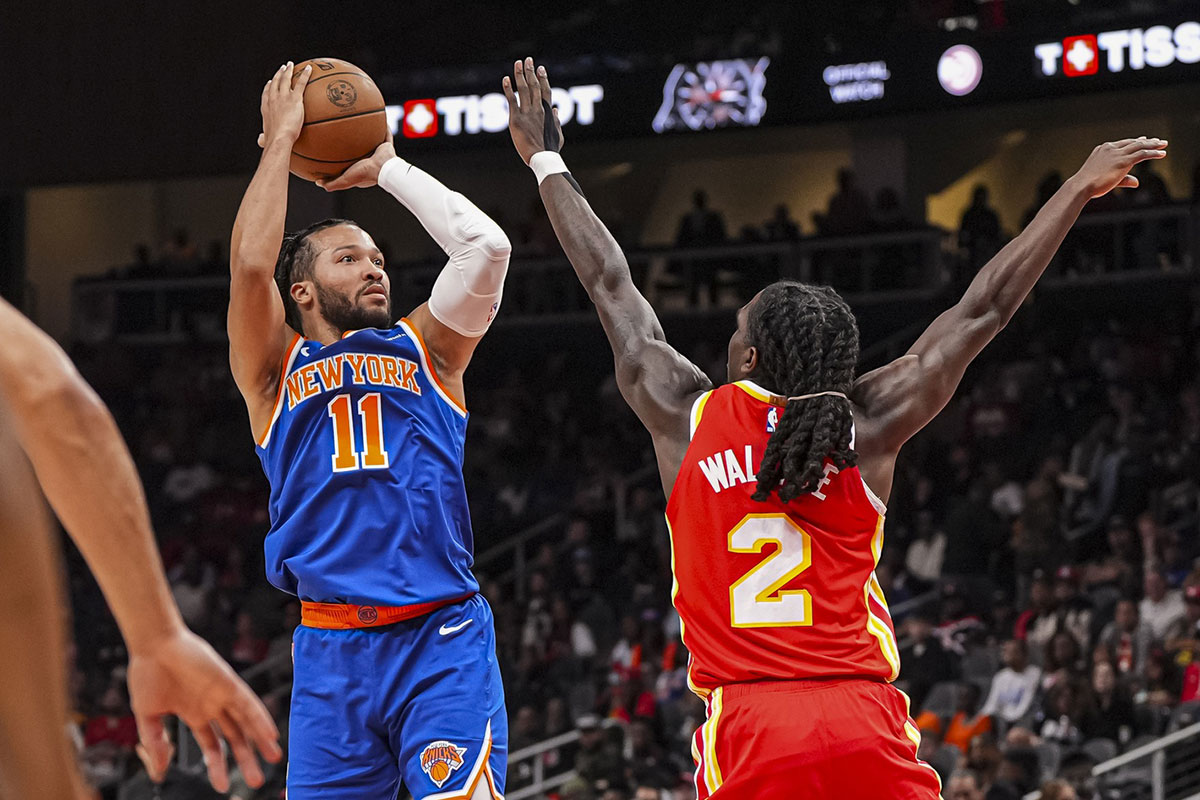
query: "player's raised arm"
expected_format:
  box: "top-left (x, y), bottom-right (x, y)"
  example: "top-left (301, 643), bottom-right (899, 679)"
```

top-left (504, 58), bottom-right (712, 476)
top-left (229, 61), bottom-right (311, 433)
top-left (852, 137), bottom-right (1168, 496)
top-left (0, 298), bottom-right (282, 792)
top-left (320, 133), bottom-right (512, 404)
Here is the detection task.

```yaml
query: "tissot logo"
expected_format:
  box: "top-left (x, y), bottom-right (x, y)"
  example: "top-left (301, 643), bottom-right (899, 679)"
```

top-left (1035, 22), bottom-right (1200, 77)
top-left (386, 86), bottom-right (603, 139)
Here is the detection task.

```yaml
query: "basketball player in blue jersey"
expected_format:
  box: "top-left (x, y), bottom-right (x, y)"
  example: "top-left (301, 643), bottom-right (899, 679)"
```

top-left (228, 62), bottom-right (511, 799)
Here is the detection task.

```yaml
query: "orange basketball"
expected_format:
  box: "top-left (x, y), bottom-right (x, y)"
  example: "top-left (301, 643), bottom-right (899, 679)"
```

top-left (429, 761), bottom-right (450, 783)
top-left (290, 58), bottom-right (388, 182)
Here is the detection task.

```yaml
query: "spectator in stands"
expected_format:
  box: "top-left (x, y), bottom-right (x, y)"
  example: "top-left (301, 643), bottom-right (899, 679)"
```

top-left (762, 204), bottom-right (800, 242)
top-left (1080, 660), bottom-right (1136, 745)
top-left (1097, 598), bottom-right (1153, 679)
top-left (1057, 750), bottom-right (1101, 800)
top-left (1035, 778), bottom-right (1077, 800)
top-left (993, 747), bottom-right (1040, 800)
top-left (1129, 160), bottom-right (1171, 206)
top-left (674, 189), bottom-right (727, 305)
top-left (981, 639), bottom-right (1041, 729)
top-left (626, 718), bottom-right (675, 790)
top-left (944, 683), bottom-right (994, 753)
top-left (947, 768), bottom-right (985, 800)
top-left (1015, 571), bottom-right (1058, 664)
top-left (1140, 568), bottom-right (1186, 641)
top-left (959, 184), bottom-right (1003, 272)
top-left (1165, 585), bottom-right (1200, 703)
top-left (1043, 632), bottom-right (1085, 692)
top-left (1083, 518), bottom-right (1143, 602)
top-left (575, 714), bottom-right (626, 790)
top-left (1022, 172), bottom-right (1062, 230)
top-left (161, 228), bottom-right (200, 273)
top-left (906, 509), bottom-right (946, 586)
top-left (228, 609), bottom-right (268, 672)
top-left (899, 611), bottom-right (959, 710)
top-left (80, 682), bottom-right (138, 791)
top-left (813, 168), bottom-right (872, 236)
top-left (674, 190), bottom-right (727, 247)
top-left (1051, 567), bottom-right (1094, 655)
top-left (1038, 681), bottom-right (1086, 747)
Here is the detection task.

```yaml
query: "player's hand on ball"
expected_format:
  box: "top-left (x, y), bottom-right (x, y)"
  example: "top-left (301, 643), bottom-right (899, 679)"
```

top-left (318, 134), bottom-right (397, 191)
top-left (126, 628), bottom-right (282, 792)
top-left (1073, 136), bottom-right (1168, 198)
top-left (259, 61), bottom-right (312, 149)
top-left (503, 57), bottom-right (564, 165)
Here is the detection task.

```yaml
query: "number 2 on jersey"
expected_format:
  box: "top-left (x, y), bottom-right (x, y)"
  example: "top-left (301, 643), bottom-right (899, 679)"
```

top-left (728, 514), bottom-right (813, 627)
top-left (327, 393), bottom-right (390, 472)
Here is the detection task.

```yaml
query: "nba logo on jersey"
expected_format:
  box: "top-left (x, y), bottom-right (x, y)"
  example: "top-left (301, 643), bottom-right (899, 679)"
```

top-left (766, 407), bottom-right (778, 433)
top-left (421, 740), bottom-right (468, 788)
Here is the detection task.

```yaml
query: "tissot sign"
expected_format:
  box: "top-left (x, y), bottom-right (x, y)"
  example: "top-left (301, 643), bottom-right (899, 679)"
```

top-left (385, 85), bottom-right (604, 139)
top-left (1034, 21), bottom-right (1200, 77)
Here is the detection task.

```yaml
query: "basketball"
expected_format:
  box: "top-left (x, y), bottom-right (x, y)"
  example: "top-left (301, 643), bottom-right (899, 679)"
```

top-left (290, 58), bottom-right (388, 182)
top-left (429, 762), bottom-right (450, 784)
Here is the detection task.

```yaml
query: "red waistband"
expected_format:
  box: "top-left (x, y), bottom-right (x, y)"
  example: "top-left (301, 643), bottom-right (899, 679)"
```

top-left (716, 675), bottom-right (889, 700)
top-left (300, 592), bottom-right (475, 630)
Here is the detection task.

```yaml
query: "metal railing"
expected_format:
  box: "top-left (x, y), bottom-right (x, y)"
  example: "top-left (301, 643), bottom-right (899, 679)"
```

top-left (1021, 722), bottom-right (1200, 800)
top-left (68, 228), bottom-right (955, 344)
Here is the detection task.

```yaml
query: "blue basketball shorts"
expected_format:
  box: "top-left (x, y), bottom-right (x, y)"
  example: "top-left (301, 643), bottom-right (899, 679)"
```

top-left (287, 593), bottom-right (507, 799)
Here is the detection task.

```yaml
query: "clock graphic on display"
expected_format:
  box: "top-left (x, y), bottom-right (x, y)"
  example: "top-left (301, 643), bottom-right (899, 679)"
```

top-left (653, 57), bottom-right (770, 133)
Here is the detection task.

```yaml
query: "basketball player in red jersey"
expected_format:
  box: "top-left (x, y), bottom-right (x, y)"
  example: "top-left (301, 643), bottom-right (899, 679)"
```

top-left (505, 58), bottom-right (1167, 798)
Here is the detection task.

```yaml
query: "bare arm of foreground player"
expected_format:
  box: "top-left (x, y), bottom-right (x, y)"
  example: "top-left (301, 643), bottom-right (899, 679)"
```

top-left (0, 298), bottom-right (282, 791)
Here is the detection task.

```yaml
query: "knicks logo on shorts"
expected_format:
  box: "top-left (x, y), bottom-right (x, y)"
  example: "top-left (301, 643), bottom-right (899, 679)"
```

top-left (420, 740), bottom-right (468, 788)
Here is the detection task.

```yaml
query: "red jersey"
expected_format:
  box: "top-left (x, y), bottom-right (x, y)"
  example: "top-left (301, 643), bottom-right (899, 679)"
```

top-left (665, 380), bottom-right (899, 695)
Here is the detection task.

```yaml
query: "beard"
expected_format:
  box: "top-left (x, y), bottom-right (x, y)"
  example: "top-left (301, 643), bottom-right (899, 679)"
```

top-left (315, 281), bottom-right (392, 333)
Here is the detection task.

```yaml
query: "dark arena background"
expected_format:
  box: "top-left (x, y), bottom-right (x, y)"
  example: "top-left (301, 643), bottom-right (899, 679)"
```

top-left (3, 1), bottom-right (1200, 798)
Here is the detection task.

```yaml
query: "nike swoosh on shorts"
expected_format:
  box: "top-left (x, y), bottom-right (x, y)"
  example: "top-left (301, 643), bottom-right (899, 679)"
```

top-left (438, 619), bottom-right (473, 636)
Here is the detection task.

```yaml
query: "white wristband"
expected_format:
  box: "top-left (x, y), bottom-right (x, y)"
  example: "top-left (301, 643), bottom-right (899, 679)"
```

top-left (529, 151), bottom-right (569, 185)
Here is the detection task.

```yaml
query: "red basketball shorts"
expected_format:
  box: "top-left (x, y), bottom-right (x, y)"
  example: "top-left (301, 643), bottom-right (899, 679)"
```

top-left (691, 678), bottom-right (943, 799)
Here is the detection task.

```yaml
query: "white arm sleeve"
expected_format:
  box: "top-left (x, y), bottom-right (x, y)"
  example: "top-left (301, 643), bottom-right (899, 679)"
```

top-left (377, 156), bottom-right (512, 337)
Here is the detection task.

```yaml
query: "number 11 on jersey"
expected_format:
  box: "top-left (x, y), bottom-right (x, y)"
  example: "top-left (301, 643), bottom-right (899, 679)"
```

top-left (327, 393), bottom-right (390, 472)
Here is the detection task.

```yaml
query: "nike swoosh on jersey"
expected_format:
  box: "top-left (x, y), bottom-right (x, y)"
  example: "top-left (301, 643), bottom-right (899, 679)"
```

top-left (438, 619), bottom-right (474, 636)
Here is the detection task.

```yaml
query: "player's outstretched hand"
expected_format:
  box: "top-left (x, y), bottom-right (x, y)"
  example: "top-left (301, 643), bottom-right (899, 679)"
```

top-left (126, 628), bottom-right (282, 792)
top-left (256, 61), bottom-right (312, 150)
top-left (318, 134), bottom-right (397, 191)
top-left (1073, 136), bottom-right (1168, 198)
top-left (503, 57), bottom-right (564, 165)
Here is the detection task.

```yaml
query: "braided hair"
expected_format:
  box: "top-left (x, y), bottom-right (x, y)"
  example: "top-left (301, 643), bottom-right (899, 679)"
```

top-left (273, 218), bottom-right (357, 335)
top-left (749, 281), bottom-right (860, 503)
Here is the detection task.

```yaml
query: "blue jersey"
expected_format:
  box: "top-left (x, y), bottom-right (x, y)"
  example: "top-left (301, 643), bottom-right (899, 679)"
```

top-left (255, 318), bottom-right (478, 607)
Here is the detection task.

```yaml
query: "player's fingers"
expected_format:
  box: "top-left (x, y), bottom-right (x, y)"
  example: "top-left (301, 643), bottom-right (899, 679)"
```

top-left (536, 64), bottom-right (553, 104)
top-left (219, 712), bottom-right (265, 788)
top-left (502, 76), bottom-right (518, 111)
top-left (226, 686), bottom-right (282, 763)
top-left (257, 133), bottom-right (265, 148)
top-left (190, 719), bottom-right (229, 793)
top-left (133, 715), bottom-right (172, 781)
top-left (523, 57), bottom-right (539, 102)
top-left (1135, 147), bottom-right (1168, 161)
top-left (513, 59), bottom-right (530, 108)
top-left (1119, 175), bottom-right (1139, 189)
top-left (293, 63), bottom-right (313, 92)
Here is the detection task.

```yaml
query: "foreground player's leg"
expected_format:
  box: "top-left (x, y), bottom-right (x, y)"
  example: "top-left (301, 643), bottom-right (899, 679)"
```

top-left (0, 412), bottom-right (92, 800)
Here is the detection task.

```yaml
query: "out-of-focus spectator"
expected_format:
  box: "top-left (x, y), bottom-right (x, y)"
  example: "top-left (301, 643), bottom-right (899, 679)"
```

top-left (813, 168), bottom-right (872, 236)
top-left (1080, 660), bottom-right (1136, 745)
top-left (1140, 569), bottom-right (1185, 640)
top-left (575, 714), bottom-right (626, 790)
top-left (959, 184), bottom-right (1003, 271)
top-left (1038, 681), bottom-right (1086, 747)
top-left (228, 609), bottom-right (268, 672)
top-left (947, 767), bottom-right (986, 800)
top-left (674, 190), bottom-right (727, 247)
top-left (899, 611), bottom-right (959, 710)
top-left (1051, 567), bottom-right (1094, 655)
top-left (1097, 598), bottom-right (1153, 679)
top-left (981, 640), bottom-right (1041, 728)
top-left (944, 683), bottom-right (993, 753)
top-left (763, 204), bottom-right (800, 242)
top-left (1022, 172), bottom-right (1062, 230)
top-left (874, 187), bottom-right (909, 231)
top-left (1035, 778), bottom-right (1078, 800)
